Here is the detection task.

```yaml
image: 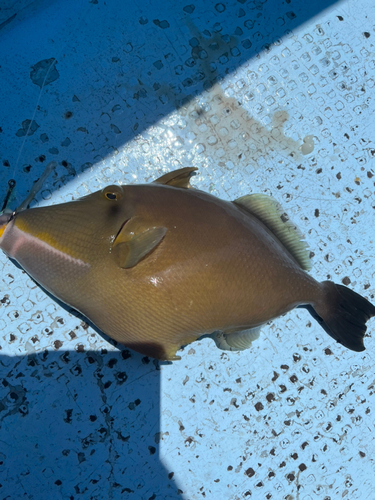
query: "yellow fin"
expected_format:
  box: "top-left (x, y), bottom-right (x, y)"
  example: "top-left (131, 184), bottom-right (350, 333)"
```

top-left (234, 194), bottom-right (312, 271)
top-left (112, 218), bottom-right (167, 268)
top-left (153, 167), bottom-right (198, 188)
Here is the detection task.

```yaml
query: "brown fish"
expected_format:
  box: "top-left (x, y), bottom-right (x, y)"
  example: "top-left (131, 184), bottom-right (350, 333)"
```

top-left (0, 167), bottom-right (374, 360)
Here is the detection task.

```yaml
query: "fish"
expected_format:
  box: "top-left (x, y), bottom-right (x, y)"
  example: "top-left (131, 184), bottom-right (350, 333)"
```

top-left (0, 167), bottom-right (374, 360)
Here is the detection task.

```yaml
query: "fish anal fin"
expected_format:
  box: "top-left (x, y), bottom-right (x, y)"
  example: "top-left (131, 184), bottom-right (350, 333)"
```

top-left (153, 167), bottom-right (198, 189)
top-left (233, 194), bottom-right (312, 271)
top-left (205, 326), bottom-right (261, 352)
top-left (112, 218), bottom-right (167, 268)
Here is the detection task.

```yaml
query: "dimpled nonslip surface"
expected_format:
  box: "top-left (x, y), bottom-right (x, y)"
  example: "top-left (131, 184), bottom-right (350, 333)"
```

top-left (0, 0), bottom-right (374, 498)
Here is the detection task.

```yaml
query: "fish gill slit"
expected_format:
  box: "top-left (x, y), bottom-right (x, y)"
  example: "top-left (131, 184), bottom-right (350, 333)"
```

top-left (113, 219), bottom-right (130, 242)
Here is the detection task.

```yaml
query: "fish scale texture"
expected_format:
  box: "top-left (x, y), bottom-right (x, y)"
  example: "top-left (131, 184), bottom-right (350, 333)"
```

top-left (0, 0), bottom-right (374, 499)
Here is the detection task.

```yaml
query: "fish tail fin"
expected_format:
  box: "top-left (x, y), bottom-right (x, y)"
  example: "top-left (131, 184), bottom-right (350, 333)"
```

top-left (305, 281), bottom-right (375, 352)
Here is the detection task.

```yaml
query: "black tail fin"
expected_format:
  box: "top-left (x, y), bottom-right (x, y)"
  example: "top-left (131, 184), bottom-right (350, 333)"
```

top-left (305, 281), bottom-right (375, 352)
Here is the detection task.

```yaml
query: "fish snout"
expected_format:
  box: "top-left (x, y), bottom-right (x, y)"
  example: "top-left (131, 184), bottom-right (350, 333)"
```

top-left (0, 212), bottom-right (14, 239)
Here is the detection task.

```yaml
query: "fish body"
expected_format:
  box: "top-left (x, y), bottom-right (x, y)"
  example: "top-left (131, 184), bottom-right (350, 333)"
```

top-left (0, 168), bottom-right (374, 360)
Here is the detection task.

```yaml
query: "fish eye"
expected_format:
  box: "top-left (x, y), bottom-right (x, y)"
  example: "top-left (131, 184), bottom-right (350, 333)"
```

top-left (101, 185), bottom-right (123, 201)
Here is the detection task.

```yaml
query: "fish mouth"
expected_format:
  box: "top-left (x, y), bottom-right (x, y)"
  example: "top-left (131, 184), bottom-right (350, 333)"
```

top-left (0, 211), bottom-right (14, 226)
top-left (0, 212), bottom-right (14, 240)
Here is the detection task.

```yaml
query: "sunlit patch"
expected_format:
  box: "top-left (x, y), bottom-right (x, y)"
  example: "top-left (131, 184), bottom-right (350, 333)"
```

top-left (150, 276), bottom-right (163, 287)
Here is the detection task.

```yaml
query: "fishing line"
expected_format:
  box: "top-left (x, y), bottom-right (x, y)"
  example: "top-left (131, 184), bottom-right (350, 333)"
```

top-left (10, 0), bottom-right (95, 204)
top-left (1, 180), bottom-right (16, 213)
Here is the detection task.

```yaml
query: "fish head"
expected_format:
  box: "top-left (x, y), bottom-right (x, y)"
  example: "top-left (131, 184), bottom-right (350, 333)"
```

top-left (0, 166), bottom-right (200, 268)
top-left (0, 183), bottom-right (136, 266)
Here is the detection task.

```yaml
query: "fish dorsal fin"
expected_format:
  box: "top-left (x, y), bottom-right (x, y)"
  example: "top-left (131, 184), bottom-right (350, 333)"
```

top-left (233, 194), bottom-right (312, 271)
top-left (112, 217), bottom-right (167, 269)
top-left (153, 167), bottom-right (198, 188)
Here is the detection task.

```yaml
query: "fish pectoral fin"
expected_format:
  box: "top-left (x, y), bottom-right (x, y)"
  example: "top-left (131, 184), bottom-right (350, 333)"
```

top-left (233, 194), bottom-right (312, 271)
top-left (205, 326), bottom-right (262, 352)
top-left (112, 225), bottom-right (167, 268)
top-left (153, 167), bottom-right (198, 189)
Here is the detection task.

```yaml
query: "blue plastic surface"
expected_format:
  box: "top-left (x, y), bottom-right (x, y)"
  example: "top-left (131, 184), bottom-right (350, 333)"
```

top-left (0, 0), bottom-right (374, 498)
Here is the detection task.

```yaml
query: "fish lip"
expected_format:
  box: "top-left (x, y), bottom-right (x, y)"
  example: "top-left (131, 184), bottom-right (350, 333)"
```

top-left (0, 211), bottom-right (15, 227)
top-left (0, 211), bottom-right (15, 243)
